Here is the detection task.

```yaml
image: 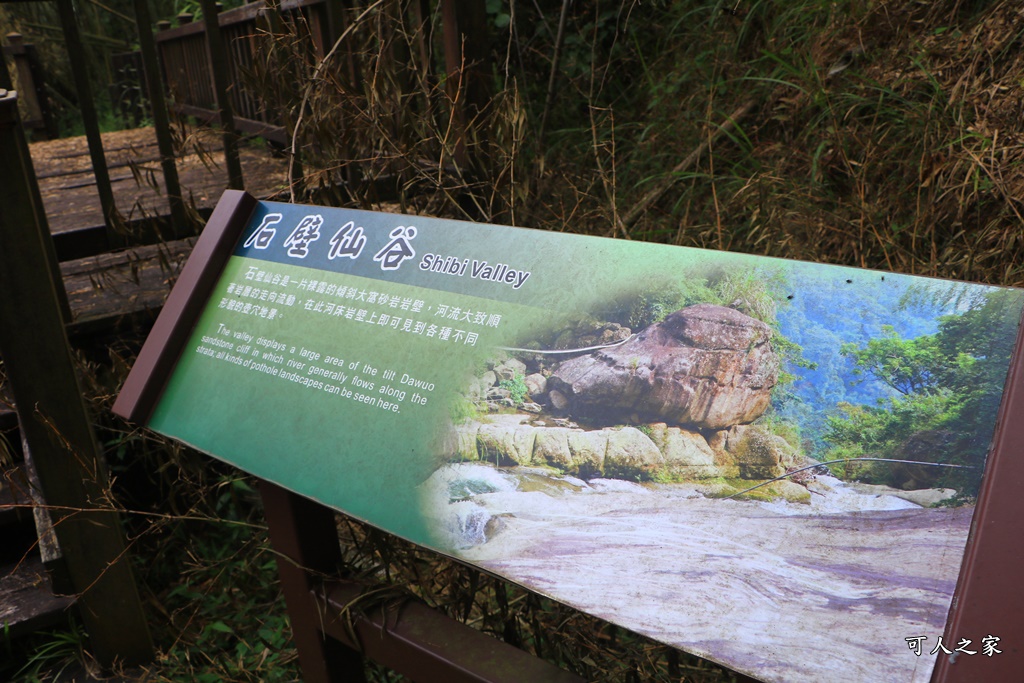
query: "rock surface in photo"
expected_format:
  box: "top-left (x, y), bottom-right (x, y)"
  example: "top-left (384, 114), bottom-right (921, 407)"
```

top-left (548, 304), bottom-right (779, 429)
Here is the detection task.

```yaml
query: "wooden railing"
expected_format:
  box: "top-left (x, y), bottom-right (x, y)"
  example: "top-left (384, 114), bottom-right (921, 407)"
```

top-left (0, 84), bottom-right (155, 669)
top-left (153, 0), bottom-right (491, 170)
top-left (0, 3), bottom-right (511, 677)
top-left (156, 0), bottom-right (331, 145)
top-left (1, 0), bottom-right (187, 250)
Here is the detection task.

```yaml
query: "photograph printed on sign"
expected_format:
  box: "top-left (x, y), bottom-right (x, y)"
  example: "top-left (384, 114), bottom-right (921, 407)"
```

top-left (146, 201), bottom-right (1024, 683)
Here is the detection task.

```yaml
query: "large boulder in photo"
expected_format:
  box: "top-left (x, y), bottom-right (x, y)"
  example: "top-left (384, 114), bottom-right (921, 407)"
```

top-left (548, 304), bottom-right (779, 429)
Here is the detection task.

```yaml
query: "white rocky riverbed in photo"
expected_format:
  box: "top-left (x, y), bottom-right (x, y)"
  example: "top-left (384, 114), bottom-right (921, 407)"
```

top-left (420, 463), bottom-right (969, 683)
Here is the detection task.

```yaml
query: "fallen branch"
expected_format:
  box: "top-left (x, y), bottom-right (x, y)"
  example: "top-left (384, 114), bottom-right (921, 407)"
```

top-left (621, 99), bottom-right (755, 230)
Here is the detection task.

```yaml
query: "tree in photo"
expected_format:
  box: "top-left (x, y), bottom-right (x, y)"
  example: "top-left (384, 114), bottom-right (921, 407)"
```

top-left (824, 288), bottom-right (1022, 499)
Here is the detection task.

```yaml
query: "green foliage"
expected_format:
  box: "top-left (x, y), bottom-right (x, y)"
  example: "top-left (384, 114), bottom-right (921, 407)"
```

top-left (754, 413), bottom-right (803, 453)
top-left (613, 278), bottom-right (717, 329)
top-left (499, 372), bottom-right (529, 404)
top-left (823, 289), bottom-right (1023, 497)
top-left (450, 393), bottom-right (482, 424)
top-left (6, 618), bottom-right (87, 682)
top-left (841, 326), bottom-right (945, 396)
top-left (149, 517), bottom-right (300, 683)
top-left (823, 394), bottom-right (955, 481)
top-left (714, 270), bottom-right (780, 324)
top-left (606, 266), bottom-right (790, 329)
top-left (8, 1), bottom-right (1024, 679)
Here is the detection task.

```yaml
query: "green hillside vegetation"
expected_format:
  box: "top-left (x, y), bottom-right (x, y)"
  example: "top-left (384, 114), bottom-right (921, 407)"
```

top-left (824, 287), bottom-right (1022, 499)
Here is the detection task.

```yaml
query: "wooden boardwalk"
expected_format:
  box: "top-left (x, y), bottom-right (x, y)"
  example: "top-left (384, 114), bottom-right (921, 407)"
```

top-left (30, 125), bottom-right (290, 237)
top-left (22, 125), bottom-right (293, 331)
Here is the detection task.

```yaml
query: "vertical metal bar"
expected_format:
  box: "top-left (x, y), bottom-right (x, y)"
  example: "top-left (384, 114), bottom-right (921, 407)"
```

top-left (0, 56), bottom-right (71, 322)
top-left (260, 481), bottom-right (367, 683)
top-left (133, 0), bottom-right (189, 235)
top-left (0, 89), bottom-right (153, 669)
top-left (200, 0), bottom-right (244, 189)
top-left (57, 0), bottom-right (122, 247)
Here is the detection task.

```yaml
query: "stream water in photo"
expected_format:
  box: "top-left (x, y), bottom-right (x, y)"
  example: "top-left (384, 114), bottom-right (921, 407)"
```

top-left (421, 462), bottom-right (971, 683)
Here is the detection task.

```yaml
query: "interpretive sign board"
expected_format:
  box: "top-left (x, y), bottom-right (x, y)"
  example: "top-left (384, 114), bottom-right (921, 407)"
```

top-left (116, 190), bottom-right (1024, 683)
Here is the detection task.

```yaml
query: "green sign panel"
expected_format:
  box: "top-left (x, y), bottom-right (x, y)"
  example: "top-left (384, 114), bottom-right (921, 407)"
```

top-left (140, 199), bottom-right (1023, 683)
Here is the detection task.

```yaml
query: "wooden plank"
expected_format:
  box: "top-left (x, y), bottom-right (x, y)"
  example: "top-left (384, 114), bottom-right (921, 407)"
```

top-left (63, 238), bottom-right (197, 334)
top-left (0, 555), bottom-right (77, 638)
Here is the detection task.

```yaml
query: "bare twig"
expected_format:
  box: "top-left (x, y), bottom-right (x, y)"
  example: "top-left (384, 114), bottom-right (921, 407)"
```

top-left (621, 99), bottom-right (756, 230)
top-left (537, 0), bottom-right (571, 146)
top-left (289, 0), bottom-right (386, 203)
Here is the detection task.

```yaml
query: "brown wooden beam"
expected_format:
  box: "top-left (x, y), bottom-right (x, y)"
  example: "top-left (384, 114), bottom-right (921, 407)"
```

top-left (0, 56), bottom-right (70, 321)
top-left (154, 0), bottom-right (327, 42)
top-left (0, 89), bottom-right (153, 668)
top-left (199, 0), bottom-right (244, 189)
top-left (317, 576), bottom-right (586, 682)
top-left (112, 190), bottom-right (257, 424)
top-left (169, 102), bottom-right (290, 145)
top-left (932, 316), bottom-right (1024, 682)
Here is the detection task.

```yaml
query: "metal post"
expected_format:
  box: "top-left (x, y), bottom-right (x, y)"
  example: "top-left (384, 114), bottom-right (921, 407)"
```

top-left (200, 0), bottom-right (244, 190)
top-left (57, 0), bottom-right (122, 247)
top-left (260, 481), bottom-right (367, 683)
top-left (0, 89), bottom-right (153, 668)
top-left (133, 0), bottom-right (189, 234)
